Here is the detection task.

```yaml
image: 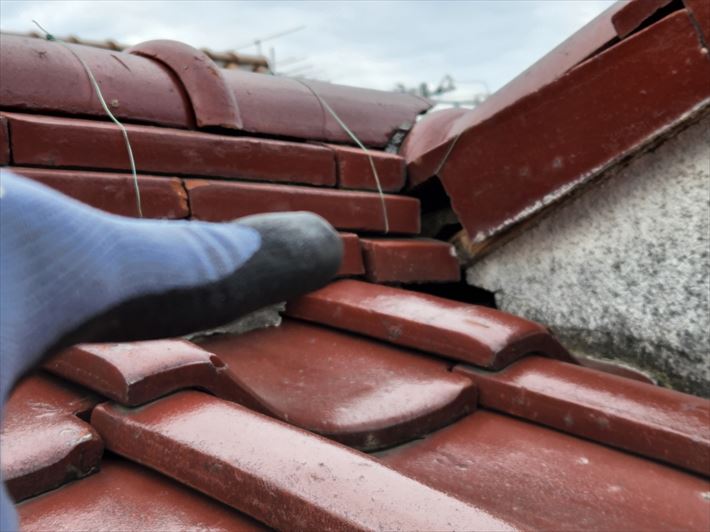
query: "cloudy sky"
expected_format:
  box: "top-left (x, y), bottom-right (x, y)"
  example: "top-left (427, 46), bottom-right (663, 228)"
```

top-left (0, 0), bottom-right (615, 102)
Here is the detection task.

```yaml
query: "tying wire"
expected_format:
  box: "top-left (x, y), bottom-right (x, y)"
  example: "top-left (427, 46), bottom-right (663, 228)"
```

top-left (32, 20), bottom-right (143, 218)
top-left (293, 78), bottom-right (390, 233)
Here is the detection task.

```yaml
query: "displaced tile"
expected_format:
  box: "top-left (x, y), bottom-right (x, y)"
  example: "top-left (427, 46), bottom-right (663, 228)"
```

top-left (286, 279), bottom-right (573, 369)
top-left (18, 457), bottom-right (266, 531)
top-left (337, 233), bottom-right (365, 277)
top-left (5, 113), bottom-right (335, 186)
top-left (128, 40), bottom-right (242, 129)
top-left (360, 238), bottom-right (460, 283)
top-left (684, 0), bottom-right (710, 42)
top-left (612, 0), bottom-right (676, 38)
top-left (222, 70), bottom-right (431, 147)
top-left (0, 373), bottom-right (103, 501)
top-left (380, 411), bottom-right (710, 531)
top-left (435, 11), bottom-right (710, 246)
top-left (199, 320), bottom-right (477, 450)
top-left (455, 356), bottom-right (710, 476)
top-left (328, 144), bottom-right (405, 191)
top-left (12, 167), bottom-right (188, 219)
top-left (0, 115), bottom-right (9, 165)
top-left (0, 34), bottom-right (192, 128)
top-left (186, 179), bottom-right (420, 234)
top-left (91, 391), bottom-right (513, 531)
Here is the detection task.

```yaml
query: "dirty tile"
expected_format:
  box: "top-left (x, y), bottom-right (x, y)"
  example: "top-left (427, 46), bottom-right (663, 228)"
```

top-left (91, 391), bottom-right (512, 531)
top-left (6, 112), bottom-right (335, 186)
top-left (11, 167), bottom-right (189, 219)
top-left (360, 238), bottom-right (460, 283)
top-left (328, 144), bottom-right (405, 191)
top-left (0, 34), bottom-right (193, 128)
top-left (186, 179), bottom-right (420, 234)
top-left (18, 457), bottom-right (267, 531)
top-left (436, 11), bottom-right (710, 247)
top-left (380, 410), bottom-right (710, 531)
top-left (0, 373), bottom-right (103, 501)
top-left (456, 356), bottom-right (710, 476)
top-left (199, 320), bottom-right (477, 450)
top-left (287, 279), bottom-right (573, 369)
top-left (337, 233), bottom-right (365, 277)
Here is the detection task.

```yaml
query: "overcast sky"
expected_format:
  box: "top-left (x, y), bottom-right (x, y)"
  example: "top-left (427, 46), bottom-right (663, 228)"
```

top-left (0, 0), bottom-right (616, 101)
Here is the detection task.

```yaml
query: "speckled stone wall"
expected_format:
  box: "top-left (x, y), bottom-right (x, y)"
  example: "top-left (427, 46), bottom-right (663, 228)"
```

top-left (467, 114), bottom-right (710, 397)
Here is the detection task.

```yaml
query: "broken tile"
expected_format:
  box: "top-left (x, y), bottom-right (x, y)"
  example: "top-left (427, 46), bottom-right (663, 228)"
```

top-left (328, 144), bottom-right (405, 191)
top-left (337, 233), bottom-right (365, 277)
top-left (286, 280), bottom-right (573, 369)
top-left (0, 34), bottom-right (193, 128)
top-left (186, 179), bottom-right (420, 234)
top-left (128, 40), bottom-right (242, 130)
top-left (380, 411), bottom-right (710, 531)
top-left (0, 373), bottom-right (103, 501)
top-left (5, 113), bottom-right (335, 186)
top-left (91, 391), bottom-right (513, 531)
top-left (18, 457), bottom-right (266, 531)
top-left (455, 356), bottom-right (710, 476)
top-left (0, 115), bottom-right (9, 165)
top-left (612, 0), bottom-right (676, 38)
top-left (360, 238), bottom-right (460, 283)
top-left (199, 320), bottom-right (477, 450)
top-left (12, 167), bottom-right (188, 219)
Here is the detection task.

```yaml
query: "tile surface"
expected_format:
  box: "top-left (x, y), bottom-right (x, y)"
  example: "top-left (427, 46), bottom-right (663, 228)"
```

top-left (360, 238), bottom-right (460, 283)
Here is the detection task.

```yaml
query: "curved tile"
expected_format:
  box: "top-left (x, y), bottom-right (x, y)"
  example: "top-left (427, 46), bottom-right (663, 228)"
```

top-left (200, 320), bottom-right (477, 450)
top-left (91, 391), bottom-right (513, 531)
top-left (0, 373), bottom-right (103, 501)
top-left (380, 410), bottom-right (710, 531)
top-left (19, 457), bottom-right (266, 531)
top-left (286, 280), bottom-right (573, 369)
top-left (456, 356), bottom-right (710, 475)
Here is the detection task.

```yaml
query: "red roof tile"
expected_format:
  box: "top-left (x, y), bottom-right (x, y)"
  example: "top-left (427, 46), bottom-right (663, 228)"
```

top-left (199, 320), bottom-right (476, 450)
top-left (0, 115), bottom-right (9, 165)
top-left (612, 0), bottom-right (675, 38)
top-left (360, 238), bottom-right (460, 283)
top-left (186, 179), bottom-right (421, 234)
top-left (13, 167), bottom-right (188, 218)
top-left (328, 143), bottom-right (406, 192)
top-left (457, 356), bottom-right (710, 475)
top-left (380, 410), bottom-right (710, 531)
top-left (92, 391), bottom-right (513, 531)
top-left (0, 374), bottom-right (103, 501)
top-left (5, 112), bottom-right (337, 187)
top-left (684, 0), bottom-right (710, 41)
top-left (287, 280), bottom-right (573, 369)
top-left (18, 457), bottom-right (266, 532)
top-left (336, 233), bottom-right (365, 277)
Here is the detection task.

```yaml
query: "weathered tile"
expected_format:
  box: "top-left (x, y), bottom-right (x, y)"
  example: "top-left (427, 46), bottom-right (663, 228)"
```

top-left (0, 115), bottom-right (9, 165)
top-left (221, 70), bottom-right (431, 147)
top-left (337, 233), bottom-right (364, 277)
top-left (91, 391), bottom-right (513, 531)
top-left (18, 457), bottom-right (266, 531)
top-left (0, 34), bottom-right (193, 128)
top-left (199, 320), bottom-right (477, 450)
top-left (186, 179), bottom-right (420, 234)
top-left (455, 356), bottom-right (710, 476)
top-left (12, 167), bottom-right (188, 218)
top-left (612, 0), bottom-right (676, 38)
top-left (380, 411), bottom-right (710, 531)
top-left (0, 373), bottom-right (103, 501)
top-left (328, 144), bottom-right (405, 191)
top-left (128, 40), bottom-right (242, 130)
top-left (434, 11), bottom-right (710, 247)
top-left (286, 280), bottom-right (573, 369)
top-left (360, 238), bottom-right (460, 283)
top-left (5, 112), bottom-right (335, 186)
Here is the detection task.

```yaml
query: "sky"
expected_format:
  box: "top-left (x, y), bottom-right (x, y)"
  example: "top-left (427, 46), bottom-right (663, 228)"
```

top-left (0, 0), bottom-right (616, 103)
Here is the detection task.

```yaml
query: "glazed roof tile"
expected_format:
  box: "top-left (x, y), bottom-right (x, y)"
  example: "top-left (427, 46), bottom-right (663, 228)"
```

top-left (2, 2), bottom-right (710, 529)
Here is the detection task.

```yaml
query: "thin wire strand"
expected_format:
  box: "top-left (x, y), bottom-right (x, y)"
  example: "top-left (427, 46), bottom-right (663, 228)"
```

top-left (33, 20), bottom-right (143, 218)
top-left (293, 78), bottom-right (390, 233)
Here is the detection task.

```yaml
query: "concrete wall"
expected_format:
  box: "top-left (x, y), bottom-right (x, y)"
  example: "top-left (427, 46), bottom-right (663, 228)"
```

top-left (467, 114), bottom-right (710, 396)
